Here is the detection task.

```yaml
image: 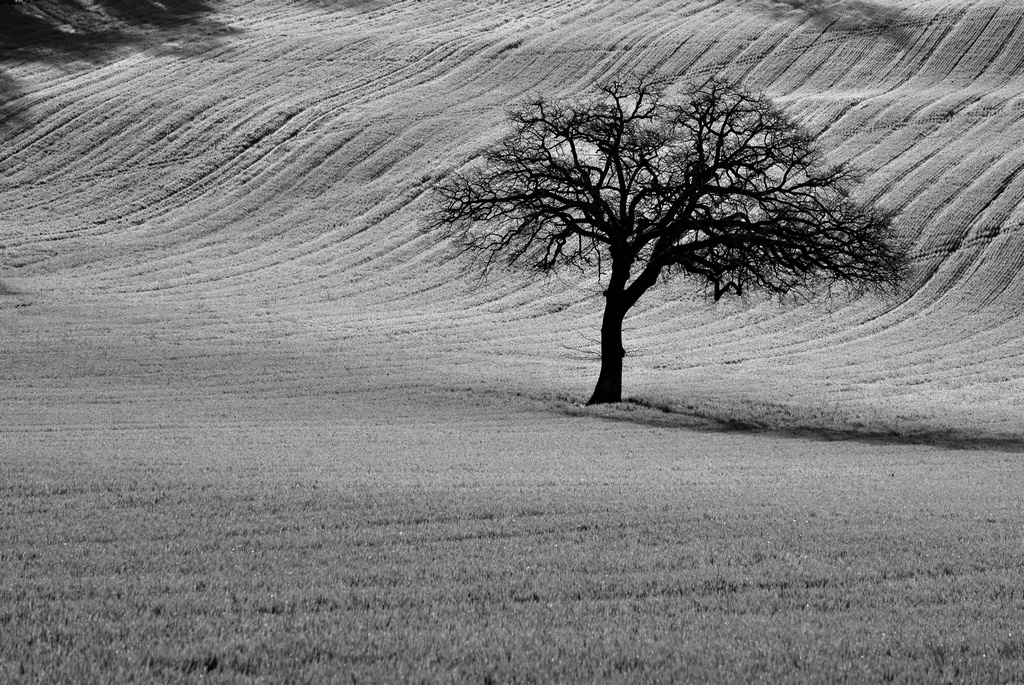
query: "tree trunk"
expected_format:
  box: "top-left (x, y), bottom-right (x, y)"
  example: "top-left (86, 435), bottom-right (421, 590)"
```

top-left (587, 294), bottom-right (627, 405)
top-left (585, 257), bottom-right (662, 405)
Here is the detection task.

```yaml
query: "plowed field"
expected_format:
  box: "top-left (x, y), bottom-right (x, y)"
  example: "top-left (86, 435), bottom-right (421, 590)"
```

top-left (2, 0), bottom-right (1023, 437)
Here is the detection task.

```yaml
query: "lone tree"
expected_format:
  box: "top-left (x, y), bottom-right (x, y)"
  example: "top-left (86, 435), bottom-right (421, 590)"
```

top-left (430, 75), bottom-right (908, 405)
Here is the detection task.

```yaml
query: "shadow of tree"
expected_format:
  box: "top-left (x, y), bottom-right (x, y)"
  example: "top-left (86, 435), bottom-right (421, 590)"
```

top-left (569, 398), bottom-right (1024, 454)
top-left (764, 0), bottom-right (914, 48)
top-left (0, 69), bottom-right (29, 132)
top-left (294, 0), bottom-right (387, 10)
top-left (0, 0), bottom-right (239, 131)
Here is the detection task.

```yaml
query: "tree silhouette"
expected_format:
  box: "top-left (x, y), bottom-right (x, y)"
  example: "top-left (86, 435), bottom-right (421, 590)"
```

top-left (430, 75), bottom-right (909, 405)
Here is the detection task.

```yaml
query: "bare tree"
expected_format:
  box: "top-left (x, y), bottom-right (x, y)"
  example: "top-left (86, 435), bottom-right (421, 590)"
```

top-left (430, 74), bottom-right (908, 405)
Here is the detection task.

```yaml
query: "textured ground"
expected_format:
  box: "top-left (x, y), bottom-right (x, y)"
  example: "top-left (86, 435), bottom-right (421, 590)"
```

top-left (2, 0), bottom-right (1023, 439)
top-left (2, 1), bottom-right (1024, 681)
top-left (4, 379), bottom-right (1023, 683)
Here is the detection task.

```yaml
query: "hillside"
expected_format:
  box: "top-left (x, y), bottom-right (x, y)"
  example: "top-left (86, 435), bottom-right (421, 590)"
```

top-left (1, 0), bottom-right (1023, 440)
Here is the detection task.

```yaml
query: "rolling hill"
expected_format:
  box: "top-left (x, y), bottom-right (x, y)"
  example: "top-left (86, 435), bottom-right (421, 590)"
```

top-left (2, 0), bottom-right (1022, 441)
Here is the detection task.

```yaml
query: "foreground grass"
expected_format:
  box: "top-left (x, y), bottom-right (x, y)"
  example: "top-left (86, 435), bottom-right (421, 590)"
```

top-left (2, 390), bottom-right (1023, 684)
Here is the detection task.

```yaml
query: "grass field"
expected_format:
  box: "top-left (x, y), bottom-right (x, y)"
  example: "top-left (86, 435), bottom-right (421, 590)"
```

top-left (2, 346), bottom-right (1023, 682)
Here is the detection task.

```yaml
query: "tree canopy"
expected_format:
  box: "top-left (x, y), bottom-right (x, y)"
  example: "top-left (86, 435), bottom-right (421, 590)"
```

top-left (430, 74), bottom-right (909, 404)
